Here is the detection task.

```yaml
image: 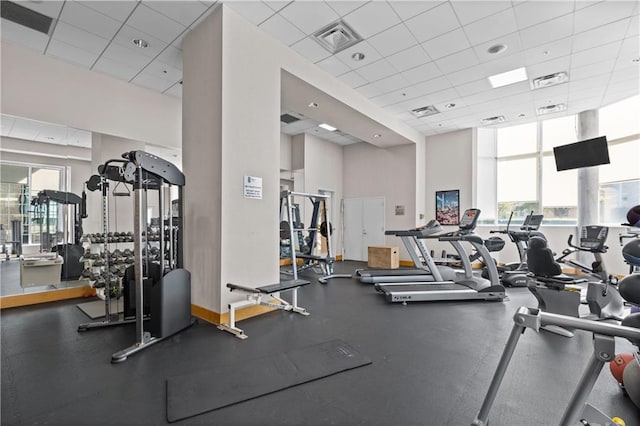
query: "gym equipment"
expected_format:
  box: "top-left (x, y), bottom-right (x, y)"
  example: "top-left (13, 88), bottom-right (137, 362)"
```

top-left (374, 209), bottom-right (506, 304)
top-left (527, 236), bottom-right (625, 337)
top-left (609, 353), bottom-right (634, 384)
top-left (471, 306), bottom-right (640, 426)
top-left (527, 232), bottom-right (624, 337)
top-left (488, 212), bottom-right (545, 287)
top-left (280, 190), bottom-right (351, 284)
top-left (28, 189), bottom-right (86, 281)
top-left (217, 280), bottom-right (311, 339)
top-left (166, 339), bottom-right (371, 422)
top-left (78, 151), bottom-right (192, 363)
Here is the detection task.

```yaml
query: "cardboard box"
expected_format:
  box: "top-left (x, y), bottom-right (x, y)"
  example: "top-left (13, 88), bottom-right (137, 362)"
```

top-left (368, 246), bottom-right (399, 269)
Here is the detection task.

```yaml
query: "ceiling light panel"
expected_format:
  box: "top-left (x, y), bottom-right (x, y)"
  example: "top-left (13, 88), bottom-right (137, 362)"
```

top-left (318, 123), bottom-right (337, 131)
top-left (488, 67), bottom-right (528, 88)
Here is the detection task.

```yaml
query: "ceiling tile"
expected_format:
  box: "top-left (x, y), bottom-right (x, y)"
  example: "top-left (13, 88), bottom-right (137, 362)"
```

top-left (615, 36), bottom-right (640, 69)
top-left (278, 1), bottom-right (339, 35)
top-left (338, 70), bottom-right (367, 88)
top-left (264, 1), bottom-right (294, 13)
top-left (156, 45), bottom-right (183, 70)
top-left (372, 73), bottom-right (411, 94)
top-left (531, 83), bottom-right (569, 101)
top-left (92, 56), bottom-right (140, 81)
top-left (132, 71), bottom-right (175, 92)
top-left (450, 1), bottom-right (512, 26)
top-left (0, 19), bottom-right (49, 53)
top-left (387, 45), bottom-right (431, 72)
top-left (570, 41), bottom-right (622, 69)
top-left (519, 14), bottom-right (574, 50)
top-left (401, 62), bottom-right (442, 85)
top-left (143, 1), bottom-right (209, 26)
top-left (59, 1), bottom-right (122, 39)
top-left (573, 1), bottom-right (637, 34)
top-left (404, 2), bottom-right (460, 43)
top-left (224, 1), bottom-right (274, 25)
top-left (512, 1), bottom-right (574, 29)
top-left (326, 1), bottom-right (368, 17)
top-left (434, 48), bottom-right (480, 73)
top-left (50, 21), bottom-right (110, 54)
top-left (572, 19), bottom-right (631, 53)
top-left (356, 83), bottom-right (383, 98)
top-left (100, 42), bottom-right (153, 72)
top-left (143, 59), bottom-right (182, 84)
top-left (446, 64), bottom-right (487, 85)
top-left (569, 87), bottom-right (606, 103)
top-left (425, 87), bottom-right (459, 104)
top-left (259, 13), bottom-right (306, 46)
top-left (421, 28), bottom-right (470, 60)
top-left (342, 1), bottom-right (401, 39)
top-left (571, 59), bottom-right (616, 81)
top-left (388, 1), bottom-right (444, 21)
top-left (569, 74), bottom-right (611, 92)
top-left (412, 76), bottom-right (453, 96)
top-left (371, 91), bottom-right (414, 108)
top-left (334, 41), bottom-right (382, 70)
top-left (126, 4), bottom-right (187, 44)
top-left (46, 39), bottom-right (99, 68)
top-left (455, 79), bottom-right (492, 97)
top-left (523, 38), bottom-right (573, 66)
top-left (316, 56), bottom-right (351, 76)
top-left (368, 24), bottom-right (417, 57)
top-left (356, 59), bottom-right (397, 82)
top-left (627, 13), bottom-right (639, 37)
top-left (78, 1), bottom-right (139, 22)
top-left (291, 37), bottom-right (332, 63)
top-left (473, 32), bottom-right (523, 63)
top-left (462, 8), bottom-right (518, 46)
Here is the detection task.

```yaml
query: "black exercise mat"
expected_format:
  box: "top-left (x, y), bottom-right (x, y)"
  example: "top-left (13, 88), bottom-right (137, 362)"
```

top-left (166, 339), bottom-right (371, 422)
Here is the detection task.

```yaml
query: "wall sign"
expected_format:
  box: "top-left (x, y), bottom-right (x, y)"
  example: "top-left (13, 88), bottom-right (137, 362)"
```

top-left (435, 189), bottom-right (460, 225)
top-left (243, 176), bottom-right (262, 199)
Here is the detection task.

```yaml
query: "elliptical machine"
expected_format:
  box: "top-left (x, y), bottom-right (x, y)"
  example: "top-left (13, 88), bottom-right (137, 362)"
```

top-left (487, 212), bottom-right (545, 287)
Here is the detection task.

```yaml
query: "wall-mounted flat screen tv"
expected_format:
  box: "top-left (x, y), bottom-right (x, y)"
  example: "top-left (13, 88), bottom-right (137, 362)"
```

top-left (553, 136), bottom-right (610, 171)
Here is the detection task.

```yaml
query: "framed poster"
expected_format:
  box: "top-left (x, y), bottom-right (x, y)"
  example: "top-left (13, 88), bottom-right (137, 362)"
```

top-left (435, 190), bottom-right (460, 225)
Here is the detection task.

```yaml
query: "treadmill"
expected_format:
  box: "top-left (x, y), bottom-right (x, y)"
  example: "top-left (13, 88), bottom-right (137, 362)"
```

top-left (375, 208), bottom-right (506, 303)
top-left (357, 220), bottom-right (459, 284)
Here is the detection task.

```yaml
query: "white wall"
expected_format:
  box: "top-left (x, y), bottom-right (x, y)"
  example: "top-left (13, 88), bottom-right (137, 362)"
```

top-left (280, 133), bottom-right (292, 171)
top-left (1, 42), bottom-right (181, 149)
top-left (343, 142), bottom-right (417, 257)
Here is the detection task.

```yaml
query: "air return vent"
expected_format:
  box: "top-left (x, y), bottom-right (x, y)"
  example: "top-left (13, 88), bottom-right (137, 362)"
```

top-left (531, 72), bottom-right (569, 90)
top-left (411, 105), bottom-right (440, 118)
top-left (280, 113), bottom-right (300, 124)
top-left (1, 1), bottom-right (55, 35)
top-left (481, 116), bottom-right (506, 125)
top-left (312, 20), bottom-right (362, 54)
top-left (537, 103), bottom-right (566, 115)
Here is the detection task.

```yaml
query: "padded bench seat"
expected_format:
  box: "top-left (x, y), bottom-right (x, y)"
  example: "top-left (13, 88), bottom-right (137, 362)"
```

top-left (227, 279), bottom-right (310, 295)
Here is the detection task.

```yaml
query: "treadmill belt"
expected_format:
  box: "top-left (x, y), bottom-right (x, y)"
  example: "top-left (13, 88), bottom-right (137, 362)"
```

top-left (379, 283), bottom-right (469, 292)
top-left (359, 269), bottom-right (430, 277)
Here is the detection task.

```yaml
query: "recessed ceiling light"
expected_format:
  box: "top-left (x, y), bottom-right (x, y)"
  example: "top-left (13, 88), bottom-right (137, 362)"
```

top-left (352, 52), bottom-right (365, 61)
top-left (308, 102), bottom-right (319, 108)
top-left (132, 39), bottom-right (149, 48)
top-left (531, 71), bottom-right (569, 89)
top-left (445, 103), bottom-right (456, 109)
top-left (488, 67), bottom-right (527, 88)
top-left (536, 103), bottom-right (566, 115)
top-left (633, 57), bottom-right (640, 63)
top-left (481, 116), bottom-right (506, 125)
top-left (318, 123), bottom-right (337, 131)
top-left (518, 113), bottom-right (526, 118)
top-left (373, 133), bottom-right (381, 138)
top-left (487, 44), bottom-right (507, 55)
top-left (543, 50), bottom-right (550, 56)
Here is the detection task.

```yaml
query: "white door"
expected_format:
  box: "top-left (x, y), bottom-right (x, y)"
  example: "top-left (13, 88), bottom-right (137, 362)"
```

top-left (343, 197), bottom-right (385, 261)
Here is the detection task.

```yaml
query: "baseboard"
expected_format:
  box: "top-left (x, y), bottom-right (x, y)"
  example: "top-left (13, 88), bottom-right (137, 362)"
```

top-left (279, 254), bottom-right (343, 266)
top-left (191, 303), bottom-right (275, 326)
top-left (0, 285), bottom-right (95, 309)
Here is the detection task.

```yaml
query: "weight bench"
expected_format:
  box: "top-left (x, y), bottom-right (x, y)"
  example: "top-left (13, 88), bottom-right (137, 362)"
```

top-left (290, 254), bottom-right (352, 284)
top-left (217, 279), bottom-right (311, 339)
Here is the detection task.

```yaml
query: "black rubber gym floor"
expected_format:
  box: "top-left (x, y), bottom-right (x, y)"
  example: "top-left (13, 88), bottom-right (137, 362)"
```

top-left (2, 260), bottom-right (638, 425)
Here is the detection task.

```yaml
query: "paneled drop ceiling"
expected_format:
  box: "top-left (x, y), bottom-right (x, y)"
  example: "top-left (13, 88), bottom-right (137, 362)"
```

top-left (1, 0), bottom-right (639, 141)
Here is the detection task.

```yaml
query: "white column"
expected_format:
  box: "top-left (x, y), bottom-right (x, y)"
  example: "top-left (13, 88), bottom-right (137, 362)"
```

top-left (576, 109), bottom-right (599, 264)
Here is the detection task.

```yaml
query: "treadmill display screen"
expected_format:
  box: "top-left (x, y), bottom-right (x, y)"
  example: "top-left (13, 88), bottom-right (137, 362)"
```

top-left (459, 209), bottom-right (480, 230)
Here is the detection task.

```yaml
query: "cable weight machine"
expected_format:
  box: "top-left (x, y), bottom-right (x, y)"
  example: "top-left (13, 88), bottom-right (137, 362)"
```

top-left (78, 151), bottom-right (192, 363)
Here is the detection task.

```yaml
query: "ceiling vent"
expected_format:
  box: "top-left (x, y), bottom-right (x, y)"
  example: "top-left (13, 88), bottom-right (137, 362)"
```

top-left (1, 1), bottom-right (55, 35)
top-left (280, 113), bottom-right (301, 124)
top-left (531, 71), bottom-right (569, 90)
top-left (537, 103), bottom-right (566, 115)
top-left (312, 20), bottom-right (362, 54)
top-left (411, 105), bottom-right (440, 118)
top-left (481, 116), bottom-right (506, 125)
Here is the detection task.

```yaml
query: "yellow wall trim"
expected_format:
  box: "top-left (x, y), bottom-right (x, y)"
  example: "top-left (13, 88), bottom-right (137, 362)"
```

top-left (0, 285), bottom-right (95, 309)
top-left (399, 260), bottom-right (414, 267)
top-left (191, 303), bottom-right (275, 326)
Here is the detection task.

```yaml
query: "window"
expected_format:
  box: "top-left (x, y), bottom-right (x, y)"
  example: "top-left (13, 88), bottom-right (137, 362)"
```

top-left (478, 94), bottom-right (640, 225)
top-left (0, 161), bottom-right (65, 246)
